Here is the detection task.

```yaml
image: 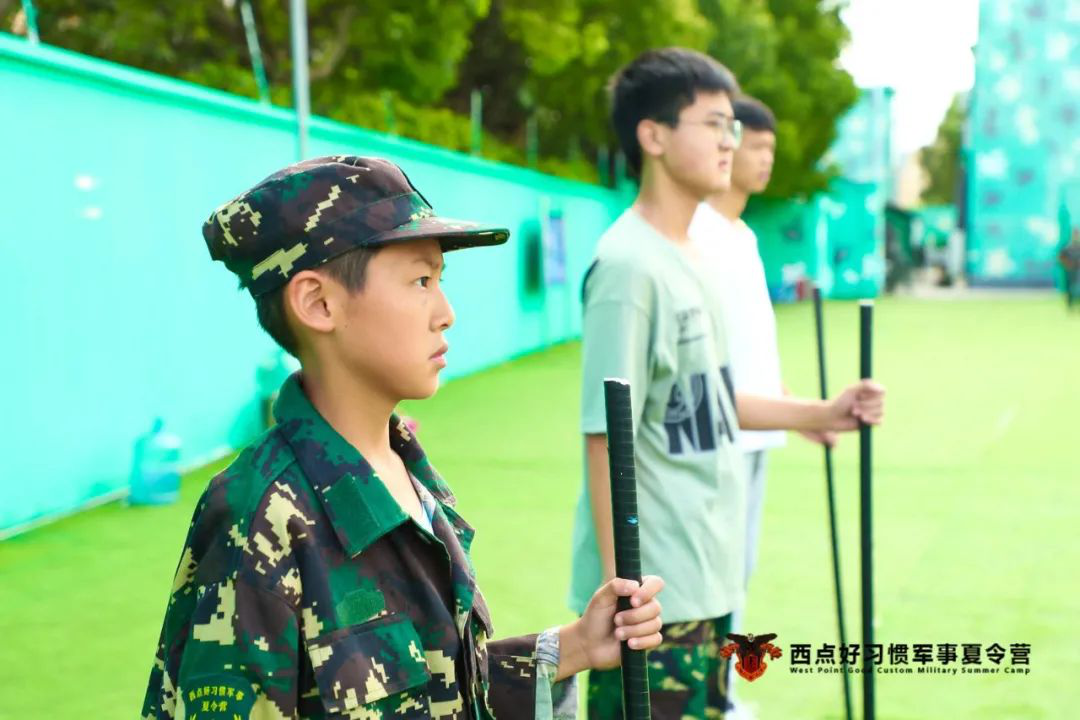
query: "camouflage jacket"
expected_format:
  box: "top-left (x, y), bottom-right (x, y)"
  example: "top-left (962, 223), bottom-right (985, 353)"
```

top-left (142, 374), bottom-right (568, 719)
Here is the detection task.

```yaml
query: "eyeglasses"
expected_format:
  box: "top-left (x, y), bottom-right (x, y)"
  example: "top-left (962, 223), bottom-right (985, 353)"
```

top-left (680, 116), bottom-right (743, 147)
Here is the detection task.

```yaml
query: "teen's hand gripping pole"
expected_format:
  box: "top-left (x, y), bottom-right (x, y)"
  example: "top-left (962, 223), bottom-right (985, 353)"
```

top-left (812, 287), bottom-right (854, 720)
top-left (859, 301), bottom-right (876, 720)
top-left (603, 378), bottom-right (652, 720)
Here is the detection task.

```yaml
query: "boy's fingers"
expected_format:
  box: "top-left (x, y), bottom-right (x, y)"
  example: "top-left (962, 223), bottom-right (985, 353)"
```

top-left (595, 578), bottom-right (639, 605)
top-left (626, 631), bottom-right (663, 651)
top-left (602, 575), bottom-right (662, 609)
top-left (615, 615), bottom-right (663, 641)
top-left (855, 399), bottom-right (885, 423)
top-left (608, 578), bottom-right (641, 597)
top-left (614, 601), bottom-right (662, 629)
top-left (857, 393), bottom-right (885, 409)
top-left (855, 404), bottom-right (883, 419)
top-left (853, 381), bottom-right (885, 424)
top-left (858, 379), bottom-right (886, 395)
top-left (630, 575), bottom-right (664, 605)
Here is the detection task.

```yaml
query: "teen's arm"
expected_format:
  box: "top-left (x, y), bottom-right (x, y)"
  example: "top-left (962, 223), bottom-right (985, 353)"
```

top-left (581, 294), bottom-right (650, 583)
top-left (585, 433), bottom-right (616, 579)
top-left (579, 263), bottom-right (653, 580)
top-left (780, 383), bottom-right (838, 446)
top-left (736, 379), bottom-right (885, 432)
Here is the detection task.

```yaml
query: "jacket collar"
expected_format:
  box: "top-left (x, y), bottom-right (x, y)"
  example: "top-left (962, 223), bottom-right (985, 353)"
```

top-left (272, 372), bottom-right (456, 557)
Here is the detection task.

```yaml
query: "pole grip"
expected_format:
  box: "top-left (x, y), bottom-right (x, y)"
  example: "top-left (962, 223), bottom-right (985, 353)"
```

top-left (603, 378), bottom-right (651, 720)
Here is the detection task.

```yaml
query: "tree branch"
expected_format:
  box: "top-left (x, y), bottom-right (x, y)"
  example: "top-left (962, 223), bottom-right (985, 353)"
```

top-left (308, 5), bottom-right (358, 82)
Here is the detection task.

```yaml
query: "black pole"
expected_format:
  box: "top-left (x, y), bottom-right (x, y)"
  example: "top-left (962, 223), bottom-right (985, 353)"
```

top-left (603, 378), bottom-right (651, 720)
top-left (859, 301), bottom-right (875, 720)
top-left (812, 287), bottom-right (853, 720)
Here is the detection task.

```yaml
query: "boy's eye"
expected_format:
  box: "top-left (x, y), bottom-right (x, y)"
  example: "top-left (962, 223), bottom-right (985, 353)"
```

top-left (416, 276), bottom-right (431, 288)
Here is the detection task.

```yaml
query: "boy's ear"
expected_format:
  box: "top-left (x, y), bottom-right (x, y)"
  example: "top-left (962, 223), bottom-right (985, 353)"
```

top-left (636, 118), bottom-right (667, 162)
top-left (285, 270), bottom-right (336, 335)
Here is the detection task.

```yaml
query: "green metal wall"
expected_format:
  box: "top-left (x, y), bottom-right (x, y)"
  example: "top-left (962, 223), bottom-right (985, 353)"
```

top-left (0, 33), bottom-right (624, 534)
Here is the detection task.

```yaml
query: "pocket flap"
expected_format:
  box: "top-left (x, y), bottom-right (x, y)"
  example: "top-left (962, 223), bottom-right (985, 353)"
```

top-left (306, 613), bottom-right (431, 712)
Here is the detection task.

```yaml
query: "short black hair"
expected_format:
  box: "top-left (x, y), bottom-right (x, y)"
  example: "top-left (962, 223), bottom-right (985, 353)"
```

top-left (254, 246), bottom-right (377, 358)
top-left (610, 47), bottom-right (738, 176)
top-left (733, 95), bottom-right (776, 133)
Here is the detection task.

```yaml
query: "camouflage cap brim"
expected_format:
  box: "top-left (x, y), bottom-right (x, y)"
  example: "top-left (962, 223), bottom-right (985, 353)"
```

top-left (203, 156), bottom-right (510, 296)
top-left (369, 215), bottom-right (510, 253)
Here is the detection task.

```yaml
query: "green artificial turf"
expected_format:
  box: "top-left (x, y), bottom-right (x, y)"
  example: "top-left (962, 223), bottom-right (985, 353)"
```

top-left (1, 296), bottom-right (1077, 718)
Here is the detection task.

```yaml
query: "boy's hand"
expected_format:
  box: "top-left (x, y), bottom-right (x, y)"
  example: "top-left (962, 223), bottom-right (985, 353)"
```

top-left (798, 428), bottom-right (838, 447)
top-left (827, 379), bottom-right (886, 431)
top-left (556, 576), bottom-right (664, 680)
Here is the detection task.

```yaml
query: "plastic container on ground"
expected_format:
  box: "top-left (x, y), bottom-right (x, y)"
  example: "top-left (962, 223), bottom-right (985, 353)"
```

top-left (129, 419), bottom-right (182, 505)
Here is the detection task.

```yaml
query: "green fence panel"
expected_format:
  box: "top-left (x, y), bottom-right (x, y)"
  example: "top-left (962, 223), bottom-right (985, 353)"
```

top-left (744, 196), bottom-right (819, 301)
top-left (748, 180), bottom-right (885, 301)
top-left (749, 88), bottom-right (890, 301)
top-left (0, 33), bottom-right (624, 534)
top-left (821, 179), bottom-right (886, 298)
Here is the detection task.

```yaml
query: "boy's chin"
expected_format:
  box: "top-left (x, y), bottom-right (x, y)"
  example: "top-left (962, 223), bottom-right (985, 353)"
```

top-left (713, 174), bottom-right (733, 192)
top-left (401, 378), bottom-right (440, 401)
top-left (750, 179), bottom-right (770, 194)
top-left (695, 173), bottom-right (730, 197)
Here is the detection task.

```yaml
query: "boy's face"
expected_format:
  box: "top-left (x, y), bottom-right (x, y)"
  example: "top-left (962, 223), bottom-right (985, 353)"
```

top-left (641, 90), bottom-right (738, 198)
top-left (333, 238), bottom-right (453, 401)
top-left (731, 128), bottom-right (776, 195)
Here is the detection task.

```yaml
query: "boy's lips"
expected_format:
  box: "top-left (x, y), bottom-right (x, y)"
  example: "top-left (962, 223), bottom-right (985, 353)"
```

top-left (431, 344), bottom-right (449, 366)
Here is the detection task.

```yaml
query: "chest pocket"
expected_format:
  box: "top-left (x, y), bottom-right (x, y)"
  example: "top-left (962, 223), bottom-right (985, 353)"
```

top-left (306, 613), bottom-right (432, 718)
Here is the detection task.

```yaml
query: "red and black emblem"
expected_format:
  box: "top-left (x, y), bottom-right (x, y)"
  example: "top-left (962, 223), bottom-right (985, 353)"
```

top-left (720, 632), bottom-right (783, 682)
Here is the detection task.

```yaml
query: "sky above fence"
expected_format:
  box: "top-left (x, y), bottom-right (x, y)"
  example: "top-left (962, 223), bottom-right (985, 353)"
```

top-left (841, 0), bottom-right (979, 157)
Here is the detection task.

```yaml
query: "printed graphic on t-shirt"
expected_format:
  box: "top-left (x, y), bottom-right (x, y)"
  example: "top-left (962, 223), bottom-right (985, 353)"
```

top-left (663, 367), bottom-right (735, 455)
top-left (676, 307), bottom-right (707, 345)
top-left (719, 365), bottom-right (736, 404)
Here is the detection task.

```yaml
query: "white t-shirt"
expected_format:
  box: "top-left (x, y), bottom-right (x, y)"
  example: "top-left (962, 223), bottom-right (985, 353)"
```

top-left (689, 202), bottom-right (786, 453)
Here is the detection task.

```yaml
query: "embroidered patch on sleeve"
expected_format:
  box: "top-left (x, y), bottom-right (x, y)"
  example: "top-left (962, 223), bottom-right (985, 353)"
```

top-left (180, 674), bottom-right (256, 719)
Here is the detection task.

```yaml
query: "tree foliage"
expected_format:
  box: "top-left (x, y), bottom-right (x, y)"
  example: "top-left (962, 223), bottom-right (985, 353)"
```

top-left (4, 0), bottom-right (857, 192)
top-left (919, 93), bottom-right (965, 206)
top-left (701, 0), bottom-right (858, 197)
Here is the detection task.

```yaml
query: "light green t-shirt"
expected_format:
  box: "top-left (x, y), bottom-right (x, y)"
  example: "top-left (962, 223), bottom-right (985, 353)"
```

top-left (568, 210), bottom-right (747, 623)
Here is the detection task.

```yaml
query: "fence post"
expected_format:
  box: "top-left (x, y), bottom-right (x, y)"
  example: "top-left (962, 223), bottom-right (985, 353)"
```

top-left (470, 89), bottom-right (483, 156)
top-left (19, 0), bottom-right (40, 44)
top-left (239, 0), bottom-right (271, 105)
top-left (526, 114), bottom-right (539, 169)
top-left (289, 0), bottom-right (311, 160)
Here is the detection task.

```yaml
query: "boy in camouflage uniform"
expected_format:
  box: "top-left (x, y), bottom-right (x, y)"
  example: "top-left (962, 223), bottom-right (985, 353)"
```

top-left (141, 156), bottom-right (666, 720)
top-left (570, 50), bottom-right (885, 719)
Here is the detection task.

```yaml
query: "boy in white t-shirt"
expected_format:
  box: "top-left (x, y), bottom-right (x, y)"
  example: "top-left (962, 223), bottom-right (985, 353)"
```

top-left (690, 95), bottom-right (835, 715)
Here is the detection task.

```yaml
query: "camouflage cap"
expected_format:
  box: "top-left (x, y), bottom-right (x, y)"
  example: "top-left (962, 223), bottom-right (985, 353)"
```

top-left (203, 155), bottom-right (510, 296)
